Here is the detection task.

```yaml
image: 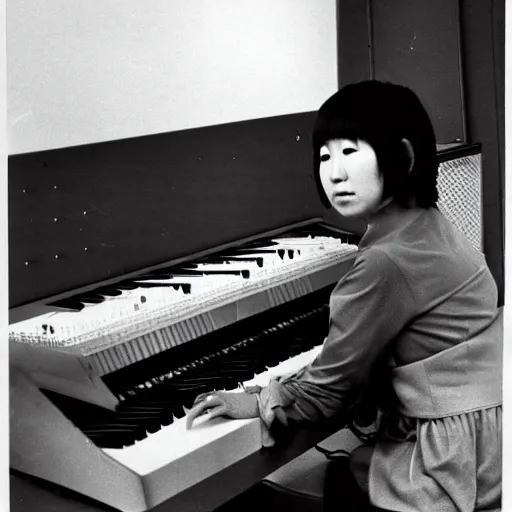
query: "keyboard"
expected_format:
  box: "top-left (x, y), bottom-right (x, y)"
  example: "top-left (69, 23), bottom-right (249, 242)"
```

top-left (11, 302), bottom-right (333, 512)
top-left (10, 221), bottom-right (358, 408)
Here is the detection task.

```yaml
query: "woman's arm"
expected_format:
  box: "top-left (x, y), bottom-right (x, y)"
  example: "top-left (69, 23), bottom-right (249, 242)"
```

top-left (258, 248), bottom-right (417, 425)
top-left (186, 248), bottom-right (416, 431)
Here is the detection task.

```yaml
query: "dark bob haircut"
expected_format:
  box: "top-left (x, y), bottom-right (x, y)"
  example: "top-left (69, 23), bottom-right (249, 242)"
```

top-left (312, 80), bottom-right (439, 209)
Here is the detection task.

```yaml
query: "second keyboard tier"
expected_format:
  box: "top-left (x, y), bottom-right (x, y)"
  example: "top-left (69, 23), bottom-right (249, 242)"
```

top-left (42, 300), bottom-right (330, 449)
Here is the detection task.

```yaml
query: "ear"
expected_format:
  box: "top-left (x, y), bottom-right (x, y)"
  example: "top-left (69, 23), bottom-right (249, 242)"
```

top-left (401, 138), bottom-right (415, 174)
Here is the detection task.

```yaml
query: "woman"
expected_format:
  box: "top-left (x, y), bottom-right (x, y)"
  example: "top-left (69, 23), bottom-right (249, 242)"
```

top-left (186, 81), bottom-right (502, 511)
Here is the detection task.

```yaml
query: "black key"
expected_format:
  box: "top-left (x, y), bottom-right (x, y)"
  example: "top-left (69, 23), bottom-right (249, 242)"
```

top-left (156, 263), bottom-right (199, 271)
top-left (114, 412), bottom-right (163, 420)
top-left (167, 269), bottom-right (251, 278)
top-left (130, 281), bottom-right (192, 294)
top-left (170, 405), bottom-right (186, 419)
top-left (210, 365), bottom-right (262, 378)
top-left (228, 249), bottom-right (279, 255)
top-left (113, 282), bottom-right (139, 290)
top-left (124, 400), bottom-right (185, 420)
top-left (54, 288), bottom-right (125, 308)
top-left (160, 414), bottom-right (174, 427)
top-left (95, 288), bottom-right (124, 297)
top-left (82, 426), bottom-right (141, 438)
top-left (77, 294), bottom-right (105, 304)
top-left (236, 257), bottom-right (264, 268)
top-left (116, 404), bottom-right (169, 413)
top-left (170, 371), bottom-right (234, 381)
top-left (48, 299), bottom-right (85, 312)
top-left (240, 240), bottom-right (279, 249)
top-left (114, 415), bottom-right (162, 433)
top-left (84, 422), bottom-right (144, 431)
top-left (160, 269), bottom-right (203, 277)
top-left (201, 256), bottom-right (264, 268)
top-left (186, 375), bottom-right (240, 390)
top-left (136, 272), bottom-right (175, 279)
top-left (159, 381), bottom-right (212, 392)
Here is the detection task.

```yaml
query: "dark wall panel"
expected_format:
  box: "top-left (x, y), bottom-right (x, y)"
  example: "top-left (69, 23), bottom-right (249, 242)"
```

top-left (336, 0), bottom-right (372, 86)
top-left (459, 0), bottom-right (505, 304)
top-left (9, 113), bottom-right (326, 307)
top-left (337, 0), bottom-right (465, 143)
top-left (370, 0), bottom-right (465, 143)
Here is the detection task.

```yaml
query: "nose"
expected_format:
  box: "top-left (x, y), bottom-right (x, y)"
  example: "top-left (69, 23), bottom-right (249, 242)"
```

top-left (329, 156), bottom-right (347, 182)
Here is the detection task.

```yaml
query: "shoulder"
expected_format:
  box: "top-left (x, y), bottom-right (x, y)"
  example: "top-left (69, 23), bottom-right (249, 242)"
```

top-left (330, 245), bottom-right (417, 318)
top-left (337, 245), bottom-right (410, 292)
top-left (352, 246), bottom-right (402, 277)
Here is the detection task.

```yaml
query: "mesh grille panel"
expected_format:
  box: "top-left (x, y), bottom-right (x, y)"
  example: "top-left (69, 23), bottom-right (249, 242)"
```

top-left (436, 153), bottom-right (482, 251)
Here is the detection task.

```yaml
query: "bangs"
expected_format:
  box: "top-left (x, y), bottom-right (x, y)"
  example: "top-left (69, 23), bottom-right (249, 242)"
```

top-left (313, 116), bottom-right (367, 149)
top-left (312, 99), bottom-right (383, 151)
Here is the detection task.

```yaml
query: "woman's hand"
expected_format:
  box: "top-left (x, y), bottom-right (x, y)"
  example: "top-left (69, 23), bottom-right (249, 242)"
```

top-left (186, 390), bottom-right (259, 429)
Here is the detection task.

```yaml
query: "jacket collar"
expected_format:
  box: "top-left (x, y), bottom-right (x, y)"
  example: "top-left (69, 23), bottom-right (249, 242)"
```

top-left (358, 202), bottom-right (427, 249)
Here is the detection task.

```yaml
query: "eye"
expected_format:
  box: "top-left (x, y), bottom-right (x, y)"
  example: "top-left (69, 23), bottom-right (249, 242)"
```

top-left (342, 148), bottom-right (356, 155)
top-left (320, 153), bottom-right (330, 162)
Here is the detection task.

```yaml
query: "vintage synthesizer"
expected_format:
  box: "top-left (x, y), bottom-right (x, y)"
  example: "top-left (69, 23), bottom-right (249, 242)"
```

top-left (10, 219), bottom-right (359, 512)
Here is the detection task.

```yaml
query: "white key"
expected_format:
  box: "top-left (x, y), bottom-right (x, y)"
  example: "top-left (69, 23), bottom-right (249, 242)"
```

top-left (102, 344), bottom-right (321, 480)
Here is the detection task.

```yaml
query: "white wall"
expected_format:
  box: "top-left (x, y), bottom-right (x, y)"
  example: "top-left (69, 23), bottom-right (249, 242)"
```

top-left (7, 0), bottom-right (337, 154)
top-left (0, 0), bottom-right (8, 505)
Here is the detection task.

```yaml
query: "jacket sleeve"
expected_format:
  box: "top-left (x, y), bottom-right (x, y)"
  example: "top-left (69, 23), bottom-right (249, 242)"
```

top-left (256, 247), bottom-right (417, 445)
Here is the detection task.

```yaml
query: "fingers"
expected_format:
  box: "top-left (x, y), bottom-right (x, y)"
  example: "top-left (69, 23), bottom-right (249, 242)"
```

top-left (186, 400), bottom-right (210, 429)
top-left (186, 394), bottom-right (222, 429)
top-left (193, 391), bottom-right (213, 406)
top-left (207, 405), bottom-right (228, 420)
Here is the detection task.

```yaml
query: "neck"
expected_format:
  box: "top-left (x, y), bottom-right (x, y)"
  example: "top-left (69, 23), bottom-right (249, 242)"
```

top-left (359, 201), bottom-right (425, 248)
top-left (365, 198), bottom-right (397, 226)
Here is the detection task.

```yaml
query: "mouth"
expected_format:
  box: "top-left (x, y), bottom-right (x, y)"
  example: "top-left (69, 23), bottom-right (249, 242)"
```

top-left (332, 192), bottom-right (355, 205)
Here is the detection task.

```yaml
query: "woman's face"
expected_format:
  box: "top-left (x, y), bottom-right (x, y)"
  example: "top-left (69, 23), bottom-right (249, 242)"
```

top-left (319, 138), bottom-right (385, 219)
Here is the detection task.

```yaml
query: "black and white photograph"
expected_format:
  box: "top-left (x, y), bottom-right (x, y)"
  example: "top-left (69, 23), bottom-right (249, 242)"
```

top-left (4, 1), bottom-right (508, 511)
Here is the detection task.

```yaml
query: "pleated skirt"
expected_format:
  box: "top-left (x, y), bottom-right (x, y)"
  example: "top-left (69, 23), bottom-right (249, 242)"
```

top-left (363, 406), bottom-right (502, 511)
